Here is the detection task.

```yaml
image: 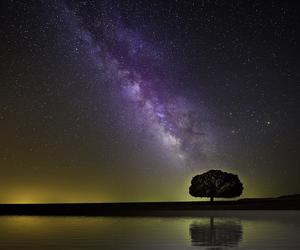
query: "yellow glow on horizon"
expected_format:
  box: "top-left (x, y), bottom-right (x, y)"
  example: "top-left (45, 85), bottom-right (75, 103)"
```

top-left (0, 188), bottom-right (112, 204)
top-left (3, 194), bottom-right (44, 204)
top-left (0, 171), bottom-right (273, 204)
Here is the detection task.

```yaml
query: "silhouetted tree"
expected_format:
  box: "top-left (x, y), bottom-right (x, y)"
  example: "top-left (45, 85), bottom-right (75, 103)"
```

top-left (189, 170), bottom-right (243, 202)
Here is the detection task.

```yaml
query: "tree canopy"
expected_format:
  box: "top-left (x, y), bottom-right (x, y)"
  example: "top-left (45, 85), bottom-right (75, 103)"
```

top-left (189, 170), bottom-right (243, 202)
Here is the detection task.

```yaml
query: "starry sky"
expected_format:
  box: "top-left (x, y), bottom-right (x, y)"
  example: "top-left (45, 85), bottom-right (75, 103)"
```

top-left (0, 0), bottom-right (299, 203)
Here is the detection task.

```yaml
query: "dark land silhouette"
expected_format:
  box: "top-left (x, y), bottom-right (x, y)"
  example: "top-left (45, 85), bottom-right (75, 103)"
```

top-left (0, 194), bottom-right (299, 216)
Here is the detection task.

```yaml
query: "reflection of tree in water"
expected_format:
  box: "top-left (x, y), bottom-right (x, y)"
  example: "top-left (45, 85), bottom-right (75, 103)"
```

top-left (189, 217), bottom-right (243, 249)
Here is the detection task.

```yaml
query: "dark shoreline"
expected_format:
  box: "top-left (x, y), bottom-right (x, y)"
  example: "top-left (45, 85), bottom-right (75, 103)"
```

top-left (0, 197), bottom-right (299, 216)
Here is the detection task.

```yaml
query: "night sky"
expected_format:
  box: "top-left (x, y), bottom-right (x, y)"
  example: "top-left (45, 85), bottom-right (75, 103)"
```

top-left (1, 0), bottom-right (299, 203)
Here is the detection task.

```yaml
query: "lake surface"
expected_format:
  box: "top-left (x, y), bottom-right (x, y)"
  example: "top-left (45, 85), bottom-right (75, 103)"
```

top-left (0, 211), bottom-right (299, 249)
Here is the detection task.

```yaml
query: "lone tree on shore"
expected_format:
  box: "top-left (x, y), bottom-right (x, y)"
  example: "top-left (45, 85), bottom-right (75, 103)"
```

top-left (189, 170), bottom-right (243, 202)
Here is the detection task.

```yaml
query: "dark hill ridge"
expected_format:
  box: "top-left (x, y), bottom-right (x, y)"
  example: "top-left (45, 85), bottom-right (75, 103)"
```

top-left (278, 194), bottom-right (300, 199)
top-left (0, 195), bottom-right (299, 216)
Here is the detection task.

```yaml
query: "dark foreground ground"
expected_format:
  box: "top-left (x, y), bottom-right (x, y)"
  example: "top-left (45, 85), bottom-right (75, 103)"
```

top-left (0, 195), bottom-right (299, 216)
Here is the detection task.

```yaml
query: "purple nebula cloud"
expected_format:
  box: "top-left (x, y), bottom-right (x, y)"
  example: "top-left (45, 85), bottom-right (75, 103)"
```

top-left (61, 3), bottom-right (217, 167)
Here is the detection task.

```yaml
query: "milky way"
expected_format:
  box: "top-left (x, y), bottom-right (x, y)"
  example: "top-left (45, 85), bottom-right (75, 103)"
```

top-left (61, 2), bottom-right (216, 166)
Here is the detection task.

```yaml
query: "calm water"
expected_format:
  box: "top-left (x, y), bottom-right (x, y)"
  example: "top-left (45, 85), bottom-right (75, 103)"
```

top-left (0, 211), bottom-right (299, 249)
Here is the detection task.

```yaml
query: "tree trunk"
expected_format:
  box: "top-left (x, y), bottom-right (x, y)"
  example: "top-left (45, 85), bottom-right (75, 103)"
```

top-left (210, 196), bottom-right (214, 202)
top-left (210, 217), bottom-right (214, 228)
